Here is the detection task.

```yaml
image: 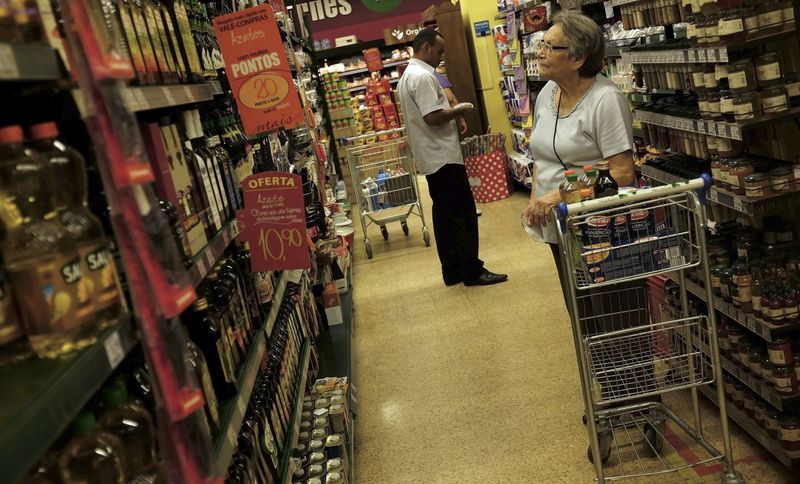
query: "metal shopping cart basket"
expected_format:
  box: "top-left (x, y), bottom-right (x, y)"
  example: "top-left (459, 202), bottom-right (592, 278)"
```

top-left (554, 175), bottom-right (745, 483)
top-left (343, 128), bottom-right (430, 259)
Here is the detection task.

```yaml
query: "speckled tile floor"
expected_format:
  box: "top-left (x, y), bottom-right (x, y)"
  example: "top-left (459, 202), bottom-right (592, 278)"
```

top-left (348, 175), bottom-right (792, 483)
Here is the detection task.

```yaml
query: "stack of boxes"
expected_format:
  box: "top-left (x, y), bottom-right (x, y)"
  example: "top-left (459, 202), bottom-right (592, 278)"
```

top-left (322, 71), bottom-right (357, 159)
top-left (291, 377), bottom-right (353, 483)
top-left (362, 79), bottom-right (402, 141)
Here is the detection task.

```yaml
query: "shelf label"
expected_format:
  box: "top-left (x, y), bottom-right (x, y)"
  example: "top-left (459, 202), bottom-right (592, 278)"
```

top-left (707, 123), bottom-right (717, 136)
top-left (182, 85), bottom-right (194, 101)
top-left (0, 44), bottom-right (19, 78)
top-left (733, 197), bottom-right (744, 212)
top-left (730, 125), bottom-right (741, 140)
top-left (707, 189), bottom-right (718, 202)
top-left (104, 330), bottom-right (125, 368)
top-left (688, 50), bottom-right (698, 62)
top-left (698, 50), bottom-right (708, 62)
top-left (162, 87), bottom-right (176, 106)
top-left (708, 50), bottom-right (719, 62)
top-left (195, 257), bottom-right (207, 281)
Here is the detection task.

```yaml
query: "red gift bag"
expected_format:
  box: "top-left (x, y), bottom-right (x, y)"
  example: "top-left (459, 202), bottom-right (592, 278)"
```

top-left (464, 151), bottom-right (513, 203)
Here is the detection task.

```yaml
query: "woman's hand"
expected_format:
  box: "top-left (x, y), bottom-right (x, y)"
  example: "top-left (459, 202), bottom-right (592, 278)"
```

top-left (523, 191), bottom-right (561, 227)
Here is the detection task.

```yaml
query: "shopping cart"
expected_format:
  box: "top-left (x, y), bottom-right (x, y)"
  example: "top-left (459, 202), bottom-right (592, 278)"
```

top-left (343, 127), bottom-right (430, 259)
top-left (554, 175), bottom-right (745, 483)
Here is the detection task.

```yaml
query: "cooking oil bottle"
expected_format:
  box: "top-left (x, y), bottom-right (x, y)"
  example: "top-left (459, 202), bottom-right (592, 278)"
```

top-left (29, 122), bottom-right (123, 330)
top-left (58, 411), bottom-right (127, 484)
top-left (0, 125), bottom-right (102, 357)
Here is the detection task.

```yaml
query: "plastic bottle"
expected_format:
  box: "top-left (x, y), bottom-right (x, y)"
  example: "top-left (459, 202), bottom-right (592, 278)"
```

top-left (0, 125), bottom-right (101, 358)
top-left (58, 411), bottom-right (127, 484)
top-left (558, 169), bottom-right (577, 201)
top-left (580, 188), bottom-right (593, 201)
top-left (29, 122), bottom-right (123, 330)
top-left (98, 382), bottom-right (158, 477)
top-left (581, 166), bottom-right (598, 193)
top-left (561, 171), bottom-right (582, 204)
top-left (594, 160), bottom-right (619, 198)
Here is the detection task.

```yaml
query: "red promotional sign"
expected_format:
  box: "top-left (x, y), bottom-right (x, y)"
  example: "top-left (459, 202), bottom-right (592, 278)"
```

top-left (236, 172), bottom-right (310, 271)
top-left (214, 5), bottom-right (304, 136)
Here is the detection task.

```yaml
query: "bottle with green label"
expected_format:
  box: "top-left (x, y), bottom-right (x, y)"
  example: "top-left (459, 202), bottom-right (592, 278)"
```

top-left (29, 122), bottom-right (123, 331)
top-left (98, 382), bottom-right (158, 477)
top-left (58, 411), bottom-right (127, 484)
top-left (0, 125), bottom-right (102, 358)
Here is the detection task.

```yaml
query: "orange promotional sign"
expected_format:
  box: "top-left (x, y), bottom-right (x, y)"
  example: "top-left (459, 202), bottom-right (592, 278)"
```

top-left (213, 5), bottom-right (304, 136)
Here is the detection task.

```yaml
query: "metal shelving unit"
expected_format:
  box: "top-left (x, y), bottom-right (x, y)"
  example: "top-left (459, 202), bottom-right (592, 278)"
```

top-left (0, 43), bottom-right (62, 81)
top-left (121, 83), bottom-right (217, 112)
top-left (0, 315), bottom-right (137, 482)
top-left (278, 340), bottom-right (312, 484)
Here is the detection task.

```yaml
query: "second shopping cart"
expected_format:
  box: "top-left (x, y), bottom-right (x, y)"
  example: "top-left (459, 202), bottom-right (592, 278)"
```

top-left (343, 128), bottom-right (430, 259)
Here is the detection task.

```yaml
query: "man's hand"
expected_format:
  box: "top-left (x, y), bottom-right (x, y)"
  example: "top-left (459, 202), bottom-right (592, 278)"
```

top-left (457, 117), bottom-right (468, 135)
top-left (523, 191), bottom-right (562, 227)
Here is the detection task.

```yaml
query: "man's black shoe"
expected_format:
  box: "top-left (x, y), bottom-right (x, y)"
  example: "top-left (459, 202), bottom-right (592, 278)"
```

top-left (444, 277), bottom-right (462, 286)
top-left (463, 271), bottom-right (508, 286)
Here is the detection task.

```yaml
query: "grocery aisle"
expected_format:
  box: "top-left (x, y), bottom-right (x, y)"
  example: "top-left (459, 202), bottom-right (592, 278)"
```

top-left (349, 176), bottom-right (791, 483)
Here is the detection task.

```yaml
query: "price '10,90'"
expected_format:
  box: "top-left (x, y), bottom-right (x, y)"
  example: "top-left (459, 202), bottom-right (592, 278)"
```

top-left (258, 227), bottom-right (304, 262)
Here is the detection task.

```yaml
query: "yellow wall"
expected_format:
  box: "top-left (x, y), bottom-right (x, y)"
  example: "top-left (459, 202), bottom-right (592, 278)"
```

top-left (459, 0), bottom-right (514, 152)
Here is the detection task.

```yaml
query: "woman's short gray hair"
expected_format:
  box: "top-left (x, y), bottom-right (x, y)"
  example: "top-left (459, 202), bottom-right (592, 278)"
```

top-left (552, 10), bottom-right (605, 77)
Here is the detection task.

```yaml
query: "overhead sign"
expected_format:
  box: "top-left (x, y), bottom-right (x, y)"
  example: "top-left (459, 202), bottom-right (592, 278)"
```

top-left (236, 172), bottom-right (310, 271)
top-left (474, 20), bottom-right (490, 37)
top-left (214, 5), bottom-right (304, 136)
top-left (383, 23), bottom-right (422, 45)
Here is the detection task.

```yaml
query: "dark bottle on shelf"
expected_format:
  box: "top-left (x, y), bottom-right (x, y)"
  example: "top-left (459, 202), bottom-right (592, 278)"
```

top-left (139, 0), bottom-right (174, 83)
top-left (195, 115), bottom-right (233, 221)
top-left (205, 271), bottom-right (243, 370)
top-left (158, 1), bottom-right (189, 83)
top-left (167, 0), bottom-right (204, 83)
top-left (146, 0), bottom-right (181, 83)
top-left (232, 454), bottom-right (258, 484)
top-left (184, 332), bottom-right (221, 434)
top-left (29, 122), bottom-right (124, 331)
top-left (180, 114), bottom-right (220, 237)
top-left (248, 397), bottom-right (281, 467)
top-left (235, 244), bottom-right (265, 325)
top-left (114, 0), bottom-right (149, 85)
top-left (219, 256), bottom-right (257, 334)
top-left (243, 414), bottom-right (279, 481)
top-left (594, 159), bottom-right (619, 198)
top-left (237, 426), bottom-right (272, 483)
top-left (185, 296), bottom-right (238, 400)
top-left (58, 411), bottom-right (127, 484)
top-left (158, 198), bottom-right (192, 267)
top-left (124, 0), bottom-right (161, 84)
top-left (213, 262), bottom-right (252, 352)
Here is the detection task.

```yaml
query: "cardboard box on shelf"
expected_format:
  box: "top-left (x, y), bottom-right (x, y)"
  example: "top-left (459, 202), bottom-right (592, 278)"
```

top-left (382, 104), bottom-right (397, 118)
top-left (323, 282), bottom-right (344, 325)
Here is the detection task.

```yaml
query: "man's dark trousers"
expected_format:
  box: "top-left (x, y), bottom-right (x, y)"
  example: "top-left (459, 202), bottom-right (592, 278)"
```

top-left (425, 163), bottom-right (484, 284)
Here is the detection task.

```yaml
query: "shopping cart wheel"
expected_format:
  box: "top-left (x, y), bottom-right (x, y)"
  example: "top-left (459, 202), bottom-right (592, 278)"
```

top-left (365, 239), bottom-right (373, 259)
top-left (381, 226), bottom-right (389, 240)
top-left (401, 221), bottom-right (409, 236)
top-left (642, 423), bottom-right (664, 457)
top-left (422, 228), bottom-right (431, 247)
top-left (587, 430), bottom-right (612, 464)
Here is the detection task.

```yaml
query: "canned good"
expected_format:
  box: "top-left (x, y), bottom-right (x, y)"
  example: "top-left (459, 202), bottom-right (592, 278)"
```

top-left (326, 458), bottom-right (345, 474)
top-left (315, 398), bottom-right (330, 409)
top-left (325, 434), bottom-right (346, 459)
top-left (330, 404), bottom-right (347, 434)
top-left (309, 439), bottom-right (325, 452)
top-left (309, 451), bottom-right (326, 464)
top-left (307, 464), bottom-right (325, 479)
top-left (326, 472), bottom-right (345, 484)
top-left (314, 417), bottom-right (329, 429)
top-left (312, 428), bottom-right (329, 440)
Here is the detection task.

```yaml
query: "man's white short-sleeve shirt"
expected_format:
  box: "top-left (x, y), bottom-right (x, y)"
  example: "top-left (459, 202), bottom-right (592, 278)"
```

top-left (397, 58), bottom-right (464, 175)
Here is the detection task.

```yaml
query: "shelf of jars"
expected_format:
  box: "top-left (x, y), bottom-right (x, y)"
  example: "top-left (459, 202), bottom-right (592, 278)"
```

top-left (697, 384), bottom-right (800, 468)
top-left (668, 274), bottom-right (800, 342)
top-left (634, 110), bottom-right (744, 140)
top-left (279, 340), bottom-right (312, 484)
top-left (641, 163), bottom-right (800, 216)
top-left (0, 43), bottom-right (62, 81)
top-left (0, 314), bottom-right (137, 483)
top-left (188, 220), bottom-right (240, 289)
top-left (121, 82), bottom-right (221, 113)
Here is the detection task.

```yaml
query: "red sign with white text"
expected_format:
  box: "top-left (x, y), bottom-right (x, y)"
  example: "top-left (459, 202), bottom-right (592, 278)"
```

top-left (236, 172), bottom-right (310, 271)
top-left (214, 5), bottom-right (304, 136)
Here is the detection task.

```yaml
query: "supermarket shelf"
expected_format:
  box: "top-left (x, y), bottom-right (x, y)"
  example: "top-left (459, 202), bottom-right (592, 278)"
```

top-left (348, 78), bottom-right (400, 93)
top-left (629, 89), bottom-right (679, 103)
top-left (621, 24), bottom-right (796, 63)
top-left (210, 80), bottom-right (224, 96)
top-left (0, 43), bottom-right (62, 81)
top-left (338, 60), bottom-right (408, 77)
top-left (641, 164), bottom-right (800, 216)
top-left (213, 330), bottom-right (267, 474)
top-left (671, 274), bottom-right (800, 342)
top-left (122, 83), bottom-right (216, 112)
top-left (188, 220), bottom-right (239, 289)
top-left (698, 384), bottom-right (799, 468)
top-left (265, 271), bottom-right (290, 337)
top-left (279, 340), bottom-right (312, 484)
top-left (0, 314), bottom-right (137, 482)
top-left (634, 110), bottom-right (742, 140)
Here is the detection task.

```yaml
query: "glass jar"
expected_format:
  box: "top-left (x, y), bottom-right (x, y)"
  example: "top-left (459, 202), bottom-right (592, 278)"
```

top-left (761, 85), bottom-right (789, 116)
top-left (692, 66), bottom-right (707, 91)
top-left (733, 91), bottom-right (762, 121)
top-left (770, 166), bottom-right (792, 192)
top-left (737, 264), bottom-right (753, 307)
top-left (707, 136), bottom-right (719, 157)
top-left (732, 382), bottom-right (747, 407)
top-left (718, 9), bottom-right (747, 44)
top-left (706, 90), bottom-right (722, 121)
top-left (766, 408), bottom-right (781, 437)
top-left (706, 14), bottom-right (721, 45)
top-left (763, 359), bottom-right (775, 384)
top-left (698, 92), bottom-right (712, 120)
top-left (687, 15), bottom-right (701, 47)
top-left (744, 173), bottom-right (770, 198)
top-left (774, 365), bottom-right (797, 393)
top-left (719, 322), bottom-right (732, 355)
top-left (720, 89), bottom-right (736, 121)
top-left (744, 6), bottom-right (761, 34)
top-left (756, 51), bottom-right (784, 88)
top-left (728, 58), bottom-right (758, 93)
top-left (781, 0), bottom-right (795, 23)
top-left (779, 415), bottom-right (800, 451)
top-left (769, 338), bottom-right (793, 366)
top-left (738, 336), bottom-right (754, 367)
top-left (729, 159), bottom-right (755, 194)
top-left (743, 391), bottom-right (757, 416)
top-left (758, 0), bottom-right (784, 34)
top-left (784, 291), bottom-right (799, 323)
top-left (718, 158), bottom-right (734, 190)
top-left (754, 400), bottom-right (768, 426)
top-left (786, 73), bottom-right (800, 107)
top-left (720, 268), bottom-right (734, 301)
top-left (750, 347), bottom-right (764, 376)
top-left (767, 293), bottom-right (785, 324)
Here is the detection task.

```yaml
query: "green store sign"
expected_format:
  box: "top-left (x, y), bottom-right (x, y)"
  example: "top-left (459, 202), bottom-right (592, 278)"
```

top-left (361, 0), bottom-right (403, 13)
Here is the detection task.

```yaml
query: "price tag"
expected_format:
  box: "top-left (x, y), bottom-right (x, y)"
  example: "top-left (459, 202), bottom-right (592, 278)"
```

top-left (223, 227), bottom-right (232, 245)
top-left (195, 257), bottom-right (207, 280)
top-left (733, 197), bottom-right (744, 212)
top-left (182, 85), bottom-right (193, 101)
top-left (688, 50), bottom-right (698, 62)
top-left (708, 50), bottom-right (719, 62)
top-left (707, 123), bottom-right (717, 136)
top-left (730, 125), bottom-right (741, 140)
top-left (163, 87), bottom-right (177, 107)
top-left (204, 248), bottom-right (215, 268)
top-left (104, 330), bottom-right (125, 368)
top-left (707, 189), bottom-right (718, 202)
top-left (0, 44), bottom-right (19, 78)
top-left (698, 50), bottom-right (707, 62)
top-left (720, 49), bottom-right (729, 62)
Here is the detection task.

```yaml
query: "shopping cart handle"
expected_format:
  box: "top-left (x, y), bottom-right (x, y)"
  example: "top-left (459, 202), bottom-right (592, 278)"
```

top-left (556, 174), bottom-right (713, 234)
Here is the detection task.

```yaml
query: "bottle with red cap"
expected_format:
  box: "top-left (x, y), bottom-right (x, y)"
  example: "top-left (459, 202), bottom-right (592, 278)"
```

top-left (0, 125), bottom-right (103, 358)
top-left (28, 122), bottom-right (123, 331)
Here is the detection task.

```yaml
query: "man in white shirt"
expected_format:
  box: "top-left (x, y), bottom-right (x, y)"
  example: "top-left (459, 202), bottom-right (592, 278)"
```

top-left (398, 29), bottom-right (507, 286)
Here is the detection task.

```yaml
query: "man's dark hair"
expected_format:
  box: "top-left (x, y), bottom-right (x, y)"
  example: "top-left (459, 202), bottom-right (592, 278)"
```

top-left (413, 28), bottom-right (443, 52)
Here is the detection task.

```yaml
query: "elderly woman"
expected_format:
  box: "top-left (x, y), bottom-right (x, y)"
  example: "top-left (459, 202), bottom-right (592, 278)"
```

top-left (523, 10), bottom-right (636, 298)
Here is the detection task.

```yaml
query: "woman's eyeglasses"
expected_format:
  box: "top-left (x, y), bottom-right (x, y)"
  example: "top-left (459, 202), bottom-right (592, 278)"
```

top-left (539, 42), bottom-right (569, 55)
